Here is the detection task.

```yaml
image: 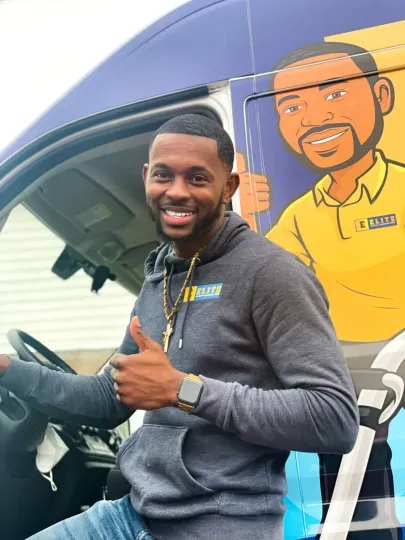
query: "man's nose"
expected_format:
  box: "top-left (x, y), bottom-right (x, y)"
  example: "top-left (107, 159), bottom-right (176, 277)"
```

top-left (165, 176), bottom-right (191, 201)
top-left (301, 104), bottom-right (334, 127)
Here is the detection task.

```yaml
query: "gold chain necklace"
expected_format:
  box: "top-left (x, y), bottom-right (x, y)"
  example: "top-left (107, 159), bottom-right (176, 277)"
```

top-left (162, 245), bottom-right (206, 352)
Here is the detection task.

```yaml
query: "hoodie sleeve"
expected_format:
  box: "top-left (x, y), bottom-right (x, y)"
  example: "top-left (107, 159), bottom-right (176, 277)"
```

top-left (0, 304), bottom-right (139, 429)
top-left (192, 252), bottom-right (359, 454)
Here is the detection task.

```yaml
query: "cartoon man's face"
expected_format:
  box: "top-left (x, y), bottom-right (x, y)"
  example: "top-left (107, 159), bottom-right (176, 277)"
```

top-left (273, 52), bottom-right (393, 172)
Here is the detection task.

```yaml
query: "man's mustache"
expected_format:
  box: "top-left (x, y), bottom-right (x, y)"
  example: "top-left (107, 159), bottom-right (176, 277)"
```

top-left (298, 122), bottom-right (353, 149)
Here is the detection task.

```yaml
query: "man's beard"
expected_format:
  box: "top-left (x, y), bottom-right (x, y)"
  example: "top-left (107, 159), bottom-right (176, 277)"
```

top-left (279, 104), bottom-right (384, 175)
top-left (148, 193), bottom-right (224, 244)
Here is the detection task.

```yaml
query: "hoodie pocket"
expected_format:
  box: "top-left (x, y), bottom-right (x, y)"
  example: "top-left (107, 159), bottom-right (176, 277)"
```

top-left (118, 424), bottom-right (215, 502)
top-left (117, 428), bottom-right (142, 464)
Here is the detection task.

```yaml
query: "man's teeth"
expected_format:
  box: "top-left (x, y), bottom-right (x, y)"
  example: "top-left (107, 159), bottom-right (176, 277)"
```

top-left (165, 210), bottom-right (193, 218)
top-left (309, 130), bottom-right (347, 145)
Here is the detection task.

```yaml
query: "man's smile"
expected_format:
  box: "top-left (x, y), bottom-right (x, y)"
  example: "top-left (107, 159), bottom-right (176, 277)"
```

top-left (160, 206), bottom-right (197, 226)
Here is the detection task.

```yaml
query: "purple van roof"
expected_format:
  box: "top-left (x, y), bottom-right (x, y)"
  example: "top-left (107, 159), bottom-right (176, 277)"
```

top-left (0, 0), bottom-right (252, 165)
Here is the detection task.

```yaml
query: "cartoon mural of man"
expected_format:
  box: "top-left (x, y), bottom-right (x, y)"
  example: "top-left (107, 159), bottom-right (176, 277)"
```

top-left (265, 42), bottom-right (405, 345)
top-left (262, 42), bottom-right (405, 540)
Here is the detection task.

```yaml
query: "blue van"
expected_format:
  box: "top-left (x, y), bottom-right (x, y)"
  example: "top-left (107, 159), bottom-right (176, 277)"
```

top-left (1, 1), bottom-right (405, 539)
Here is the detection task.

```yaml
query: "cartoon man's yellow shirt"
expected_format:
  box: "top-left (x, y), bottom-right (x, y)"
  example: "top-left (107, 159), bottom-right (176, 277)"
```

top-left (266, 150), bottom-right (405, 343)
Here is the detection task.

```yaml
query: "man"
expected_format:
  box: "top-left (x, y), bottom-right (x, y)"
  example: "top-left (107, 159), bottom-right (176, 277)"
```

top-left (0, 114), bottom-right (358, 540)
top-left (266, 42), bottom-right (405, 344)
top-left (263, 43), bottom-right (405, 539)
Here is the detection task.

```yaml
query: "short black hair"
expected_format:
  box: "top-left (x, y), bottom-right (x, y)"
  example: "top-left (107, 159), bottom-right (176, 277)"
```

top-left (269, 42), bottom-right (379, 93)
top-left (150, 114), bottom-right (234, 170)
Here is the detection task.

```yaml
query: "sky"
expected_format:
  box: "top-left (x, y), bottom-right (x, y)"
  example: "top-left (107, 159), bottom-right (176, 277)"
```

top-left (0, 0), bottom-right (188, 153)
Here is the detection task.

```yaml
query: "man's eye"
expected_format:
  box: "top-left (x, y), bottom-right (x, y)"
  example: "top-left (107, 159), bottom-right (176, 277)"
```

top-left (284, 105), bottom-right (302, 114)
top-left (153, 172), bottom-right (169, 179)
top-left (326, 90), bottom-right (347, 101)
top-left (191, 175), bottom-right (207, 184)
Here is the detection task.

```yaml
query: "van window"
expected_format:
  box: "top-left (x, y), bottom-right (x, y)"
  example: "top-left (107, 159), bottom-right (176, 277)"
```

top-left (0, 204), bottom-right (135, 374)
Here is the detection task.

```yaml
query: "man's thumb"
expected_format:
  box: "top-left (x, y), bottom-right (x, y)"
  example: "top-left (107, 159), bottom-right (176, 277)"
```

top-left (130, 316), bottom-right (155, 352)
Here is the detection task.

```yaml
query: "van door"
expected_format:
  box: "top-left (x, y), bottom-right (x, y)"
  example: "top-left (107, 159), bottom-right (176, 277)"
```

top-left (232, 29), bottom-right (405, 540)
top-left (0, 83), bottom-right (235, 381)
top-left (0, 84), bottom-right (244, 538)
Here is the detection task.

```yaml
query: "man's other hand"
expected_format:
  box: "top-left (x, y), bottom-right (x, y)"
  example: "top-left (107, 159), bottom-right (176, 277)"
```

top-left (111, 317), bottom-right (186, 410)
top-left (0, 355), bottom-right (10, 376)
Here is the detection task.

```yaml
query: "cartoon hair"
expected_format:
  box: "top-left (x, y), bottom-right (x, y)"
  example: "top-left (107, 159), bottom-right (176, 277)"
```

top-left (269, 42), bottom-right (380, 92)
top-left (150, 114), bottom-right (234, 171)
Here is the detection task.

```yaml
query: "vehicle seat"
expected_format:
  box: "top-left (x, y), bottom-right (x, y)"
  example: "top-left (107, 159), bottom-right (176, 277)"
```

top-left (106, 465), bottom-right (131, 500)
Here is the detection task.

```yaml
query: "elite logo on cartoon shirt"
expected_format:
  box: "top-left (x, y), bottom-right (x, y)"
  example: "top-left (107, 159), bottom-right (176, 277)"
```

top-left (183, 283), bottom-right (223, 302)
top-left (355, 213), bottom-right (397, 231)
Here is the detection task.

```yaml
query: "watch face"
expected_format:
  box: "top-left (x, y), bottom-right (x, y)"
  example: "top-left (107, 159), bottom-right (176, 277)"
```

top-left (178, 378), bottom-right (203, 405)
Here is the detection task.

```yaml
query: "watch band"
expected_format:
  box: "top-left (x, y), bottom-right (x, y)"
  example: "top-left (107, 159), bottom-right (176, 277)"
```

top-left (178, 402), bottom-right (195, 412)
top-left (177, 374), bottom-right (203, 412)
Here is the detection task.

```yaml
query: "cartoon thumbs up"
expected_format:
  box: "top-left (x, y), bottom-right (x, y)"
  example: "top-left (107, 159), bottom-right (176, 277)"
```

top-left (235, 151), bottom-right (271, 232)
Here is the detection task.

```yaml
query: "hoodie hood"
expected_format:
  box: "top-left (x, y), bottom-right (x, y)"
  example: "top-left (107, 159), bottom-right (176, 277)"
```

top-left (144, 211), bottom-right (249, 283)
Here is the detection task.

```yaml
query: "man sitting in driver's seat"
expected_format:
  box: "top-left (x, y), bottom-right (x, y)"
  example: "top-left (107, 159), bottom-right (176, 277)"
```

top-left (0, 115), bottom-right (359, 540)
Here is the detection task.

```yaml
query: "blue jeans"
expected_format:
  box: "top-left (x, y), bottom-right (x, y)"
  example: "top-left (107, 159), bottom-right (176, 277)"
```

top-left (27, 496), bottom-right (155, 540)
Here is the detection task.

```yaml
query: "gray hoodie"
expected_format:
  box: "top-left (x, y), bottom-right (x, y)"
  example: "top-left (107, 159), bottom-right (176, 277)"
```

top-left (0, 212), bottom-right (359, 537)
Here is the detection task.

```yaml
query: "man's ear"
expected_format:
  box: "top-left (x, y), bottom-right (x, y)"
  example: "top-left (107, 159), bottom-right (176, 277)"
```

top-left (374, 77), bottom-right (395, 115)
top-left (142, 164), bottom-right (149, 185)
top-left (223, 172), bottom-right (240, 205)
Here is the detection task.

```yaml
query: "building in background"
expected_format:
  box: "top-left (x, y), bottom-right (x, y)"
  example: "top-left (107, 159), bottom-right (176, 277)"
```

top-left (0, 205), bottom-right (135, 374)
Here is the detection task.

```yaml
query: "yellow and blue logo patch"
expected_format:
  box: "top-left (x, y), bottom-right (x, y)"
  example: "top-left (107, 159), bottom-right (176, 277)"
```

top-left (184, 283), bottom-right (223, 302)
top-left (355, 213), bottom-right (397, 232)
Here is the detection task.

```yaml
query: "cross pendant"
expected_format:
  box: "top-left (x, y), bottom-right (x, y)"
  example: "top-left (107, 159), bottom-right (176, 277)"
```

top-left (163, 322), bottom-right (173, 353)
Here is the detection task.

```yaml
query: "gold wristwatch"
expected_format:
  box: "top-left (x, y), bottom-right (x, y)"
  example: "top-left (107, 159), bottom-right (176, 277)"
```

top-left (177, 374), bottom-right (203, 412)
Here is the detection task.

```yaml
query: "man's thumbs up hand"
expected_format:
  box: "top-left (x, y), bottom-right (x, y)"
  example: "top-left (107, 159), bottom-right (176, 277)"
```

top-left (130, 316), bottom-right (160, 352)
top-left (111, 318), bottom-right (186, 410)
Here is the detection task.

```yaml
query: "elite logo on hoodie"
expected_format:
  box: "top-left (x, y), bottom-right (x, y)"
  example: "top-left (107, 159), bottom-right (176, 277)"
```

top-left (183, 283), bottom-right (223, 302)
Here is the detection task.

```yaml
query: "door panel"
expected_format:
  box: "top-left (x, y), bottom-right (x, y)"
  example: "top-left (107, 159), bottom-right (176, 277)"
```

top-left (231, 23), bottom-right (405, 540)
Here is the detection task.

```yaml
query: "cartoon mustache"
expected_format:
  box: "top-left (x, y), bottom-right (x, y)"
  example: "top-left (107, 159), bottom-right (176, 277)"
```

top-left (298, 122), bottom-right (353, 148)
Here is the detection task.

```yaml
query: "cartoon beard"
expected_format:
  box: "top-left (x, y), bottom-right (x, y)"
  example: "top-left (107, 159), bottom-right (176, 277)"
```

top-left (278, 101), bottom-right (384, 175)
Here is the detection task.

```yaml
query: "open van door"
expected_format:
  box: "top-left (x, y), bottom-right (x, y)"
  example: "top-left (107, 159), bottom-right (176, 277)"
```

top-left (0, 80), bottom-right (255, 539)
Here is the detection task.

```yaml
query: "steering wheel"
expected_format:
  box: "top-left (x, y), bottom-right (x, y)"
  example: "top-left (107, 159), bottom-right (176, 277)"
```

top-left (7, 329), bottom-right (76, 374)
top-left (0, 330), bottom-right (76, 451)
